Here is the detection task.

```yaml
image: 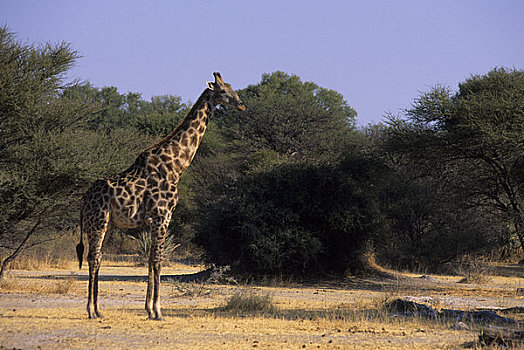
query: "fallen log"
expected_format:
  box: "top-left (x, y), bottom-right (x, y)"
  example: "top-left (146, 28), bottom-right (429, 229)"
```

top-left (479, 306), bottom-right (524, 314)
top-left (439, 308), bottom-right (517, 324)
top-left (479, 326), bottom-right (524, 346)
top-left (385, 298), bottom-right (438, 319)
top-left (385, 298), bottom-right (518, 325)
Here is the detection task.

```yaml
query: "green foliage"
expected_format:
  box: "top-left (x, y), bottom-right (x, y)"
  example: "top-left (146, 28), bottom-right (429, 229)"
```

top-left (133, 229), bottom-right (179, 265)
top-left (216, 71), bottom-right (358, 164)
top-left (188, 73), bottom-right (365, 275)
top-left (381, 67), bottom-right (524, 263)
top-left (62, 83), bottom-right (190, 135)
top-left (376, 174), bottom-right (501, 269)
top-left (134, 95), bottom-right (190, 135)
top-left (195, 154), bottom-right (385, 276)
top-left (0, 26), bottom-right (94, 244)
top-left (0, 27), bottom-right (152, 263)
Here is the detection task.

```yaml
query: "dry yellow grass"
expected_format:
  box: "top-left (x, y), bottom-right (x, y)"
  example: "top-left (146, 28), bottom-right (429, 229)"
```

top-left (0, 261), bottom-right (522, 349)
top-left (221, 289), bottom-right (278, 314)
top-left (0, 254), bottom-right (76, 271)
top-left (0, 306), bottom-right (468, 349)
top-left (0, 275), bottom-right (77, 294)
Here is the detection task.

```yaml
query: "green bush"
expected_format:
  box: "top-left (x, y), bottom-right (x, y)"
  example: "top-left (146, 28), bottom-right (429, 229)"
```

top-left (195, 155), bottom-right (385, 276)
top-left (374, 172), bottom-right (502, 271)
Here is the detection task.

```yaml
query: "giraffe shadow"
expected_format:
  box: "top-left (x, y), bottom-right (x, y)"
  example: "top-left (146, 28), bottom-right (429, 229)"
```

top-left (18, 269), bottom-right (212, 283)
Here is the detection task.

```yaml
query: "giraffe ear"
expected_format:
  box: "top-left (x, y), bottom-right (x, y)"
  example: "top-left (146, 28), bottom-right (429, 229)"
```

top-left (206, 81), bottom-right (215, 90)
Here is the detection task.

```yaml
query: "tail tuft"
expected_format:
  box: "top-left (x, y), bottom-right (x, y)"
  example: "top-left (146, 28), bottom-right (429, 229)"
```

top-left (76, 242), bottom-right (84, 269)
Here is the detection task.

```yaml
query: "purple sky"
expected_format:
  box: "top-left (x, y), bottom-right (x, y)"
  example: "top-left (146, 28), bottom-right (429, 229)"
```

top-left (1, 1), bottom-right (523, 125)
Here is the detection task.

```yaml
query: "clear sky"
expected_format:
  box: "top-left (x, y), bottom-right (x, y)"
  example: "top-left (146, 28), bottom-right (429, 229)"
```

top-left (1, 1), bottom-right (523, 125)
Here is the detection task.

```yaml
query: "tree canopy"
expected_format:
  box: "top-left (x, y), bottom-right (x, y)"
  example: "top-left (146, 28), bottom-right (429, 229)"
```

top-left (216, 71), bottom-right (358, 164)
top-left (384, 68), bottom-right (524, 257)
top-left (0, 27), bottom-right (153, 278)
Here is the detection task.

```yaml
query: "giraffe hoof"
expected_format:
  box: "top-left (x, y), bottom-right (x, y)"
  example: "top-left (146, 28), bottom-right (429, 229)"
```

top-left (96, 312), bottom-right (104, 319)
top-left (149, 316), bottom-right (165, 321)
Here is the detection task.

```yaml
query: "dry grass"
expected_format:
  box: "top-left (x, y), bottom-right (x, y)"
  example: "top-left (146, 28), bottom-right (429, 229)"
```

top-left (0, 306), bottom-right (468, 349)
top-left (221, 289), bottom-right (278, 314)
top-left (1, 254), bottom-right (76, 271)
top-left (455, 258), bottom-right (493, 284)
top-left (457, 273), bottom-right (492, 284)
top-left (0, 230), bottom-right (79, 271)
top-left (166, 279), bottom-right (212, 297)
top-left (53, 277), bottom-right (76, 294)
top-left (0, 261), bottom-right (522, 349)
top-left (0, 275), bottom-right (76, 294)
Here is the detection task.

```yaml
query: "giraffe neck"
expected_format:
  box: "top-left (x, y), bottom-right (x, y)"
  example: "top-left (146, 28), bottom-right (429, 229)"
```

top-left (147, 89), bottom-right (215, 178)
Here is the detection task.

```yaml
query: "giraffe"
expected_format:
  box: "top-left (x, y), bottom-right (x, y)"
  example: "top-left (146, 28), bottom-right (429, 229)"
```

top-left (76, 72), bottom-right (245, 320)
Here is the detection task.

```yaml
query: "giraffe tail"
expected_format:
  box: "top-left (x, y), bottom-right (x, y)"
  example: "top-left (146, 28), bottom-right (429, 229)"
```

top-left (76, 210), bottom-right (85, 269)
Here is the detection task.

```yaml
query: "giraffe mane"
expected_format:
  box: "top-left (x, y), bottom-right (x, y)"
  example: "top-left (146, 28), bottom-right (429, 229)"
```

top-left (144, 89), bottom-right (212, 152)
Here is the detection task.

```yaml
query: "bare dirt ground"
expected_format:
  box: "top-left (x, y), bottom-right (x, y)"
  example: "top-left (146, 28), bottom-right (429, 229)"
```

top-left (0, 261), bottom-right (522, 349)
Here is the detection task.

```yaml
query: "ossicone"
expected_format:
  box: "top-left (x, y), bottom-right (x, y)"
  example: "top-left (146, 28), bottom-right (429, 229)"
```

top-left (213, 72), bottom-right (224, 83)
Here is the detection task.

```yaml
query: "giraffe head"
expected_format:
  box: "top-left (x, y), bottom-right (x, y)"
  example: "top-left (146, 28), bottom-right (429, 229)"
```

top-left (206, 72), bottom-right (246, 111)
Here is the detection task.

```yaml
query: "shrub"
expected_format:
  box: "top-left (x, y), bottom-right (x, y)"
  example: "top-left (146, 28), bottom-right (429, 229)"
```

top-left (221, 290), bottom-right (277, 314)
top-left (456, 257), bottom-right (492, 284)
top-left (195, 155), bottom-right (386, 276)
top-left (375, 174), bottom-right (502, 271)
top-left (132, 230), bottom-right (180, 265)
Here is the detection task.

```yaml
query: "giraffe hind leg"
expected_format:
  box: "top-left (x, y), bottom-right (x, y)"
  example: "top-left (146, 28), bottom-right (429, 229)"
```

top-left (87, 260), bottom-right (99, 319)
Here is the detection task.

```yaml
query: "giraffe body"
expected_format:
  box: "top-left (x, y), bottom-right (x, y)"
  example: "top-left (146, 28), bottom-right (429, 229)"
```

top-left (78, 73), bottom-right (245, 320)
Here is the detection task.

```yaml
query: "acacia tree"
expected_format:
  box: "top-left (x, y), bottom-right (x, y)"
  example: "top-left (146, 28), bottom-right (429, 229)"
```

top-left (192, 72), bottom-right (382, 276)
top-left (0, 27), bottom-right (107, 279)
top-left (62, 83), bottom-right (190, 135)
top-left (195, 154), bottom-right (386, 276)
top-left (386, 68), bottom-right (524, 258)
top-left (216, 71), bottom-right (358, 164)
top-left (189, 71), bottom-right (360, 207)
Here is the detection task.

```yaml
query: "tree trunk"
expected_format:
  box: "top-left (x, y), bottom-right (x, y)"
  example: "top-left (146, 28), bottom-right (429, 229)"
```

top-left (0, 218), bottom-right (41, 281)
top-left (513, 214), bottom-right (524, 263)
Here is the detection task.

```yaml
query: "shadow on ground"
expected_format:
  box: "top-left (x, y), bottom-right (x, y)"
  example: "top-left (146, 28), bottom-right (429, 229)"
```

top-left (18, 269), bottom-right (213, 283)
top-left (489, 263), bottom-right (524, 278)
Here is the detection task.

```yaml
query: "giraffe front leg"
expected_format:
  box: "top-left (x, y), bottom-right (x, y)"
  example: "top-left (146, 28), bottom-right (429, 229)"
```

top-left (93, 266), bottom-right (103, 318)
top-left (145, 219), bottom-right (167, 321)
top-left (145, 260), bottom-right (154, 319)
top-left (152, 260), bottom-right (163, 320)
top-left (146, 259), bottom-right (164, 320)
top-left (146, 256), bottom-right (164, 320)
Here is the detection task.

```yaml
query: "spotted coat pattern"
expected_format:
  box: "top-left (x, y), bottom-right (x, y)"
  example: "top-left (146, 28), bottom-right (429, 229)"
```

top-left (78, 73), bottom-right (245, 320)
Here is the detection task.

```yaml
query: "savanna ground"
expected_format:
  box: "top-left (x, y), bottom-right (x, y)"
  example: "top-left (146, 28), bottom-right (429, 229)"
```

top-left (0, 257), bottom-right (523, 349)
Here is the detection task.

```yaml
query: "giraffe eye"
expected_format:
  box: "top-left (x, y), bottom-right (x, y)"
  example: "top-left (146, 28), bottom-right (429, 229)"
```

top-left (219, 90), bottom-right (227, 94)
